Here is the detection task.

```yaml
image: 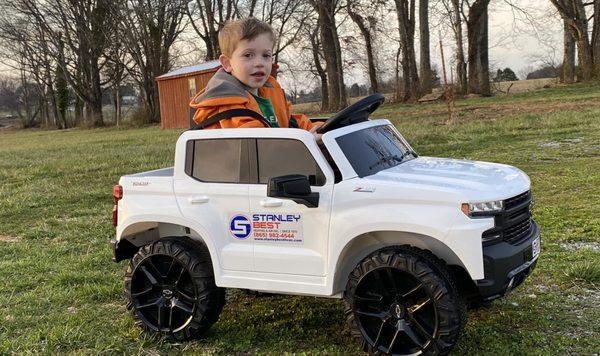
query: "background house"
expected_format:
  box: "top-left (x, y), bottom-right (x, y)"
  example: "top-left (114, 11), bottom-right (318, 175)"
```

top-left (157, 61), bottom-right (280, 129)
top-left (156, 60), bottom-right (221, 129)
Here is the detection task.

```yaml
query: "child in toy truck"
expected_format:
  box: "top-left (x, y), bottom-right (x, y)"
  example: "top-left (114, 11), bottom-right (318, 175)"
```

top-left (190, 18), bottom-right (322, 140)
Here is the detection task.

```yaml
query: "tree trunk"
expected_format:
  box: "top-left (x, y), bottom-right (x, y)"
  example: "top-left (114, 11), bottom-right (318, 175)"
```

top-left (85, 103), bottom-right (92, 124)
top-left (20, 67), bottom-right (32, 126)
top-left (563, 20), bottom-right (576, 83)
top-left (467, 0), bottom-right (490, 96)
top-left (332, 21), bottom-right (347, 108)
top-left (452, 0), bottom-right (467, 94)
top-left (38, 88), bottom-right (47, 128)
top-left (151, 80), bottom-right (161, 123)
top-left (572, 0), bottom-right (593, 80)
top-left (419, 0), bottom-right (432, 93)
top-left (56, 62), bottom-right (69, 128)
top-left (593, 0), bottom-right (600, 78)
top-left (395, 0), bottom-right (420, 101)
top-left (74, 95), bottom-right (83, 126)
top-left (90, 65), bottom-right (104, 126)
top-left (113, 86), bottom-right (121, 126)
top-left (576, 35), bottom-right (593, 81)
top-left (395, 46), bottom-right (402, 101)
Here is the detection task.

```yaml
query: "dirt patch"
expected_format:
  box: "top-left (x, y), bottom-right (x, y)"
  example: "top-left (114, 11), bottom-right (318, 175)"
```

top-left (0, 116), bottom-right (20, 131)
top-left (0, 235), bottom-right (20, 242)
top-left (561, 242), bottom-right (600, 253)
top-left (538, 137), bottom-right (584, 149)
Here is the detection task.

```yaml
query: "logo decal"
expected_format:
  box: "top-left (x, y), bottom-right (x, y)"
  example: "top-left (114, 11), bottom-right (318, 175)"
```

top-left (229, 215), bottom-right (252, 239)
top-left (353, 186), bottom-right (376, 193)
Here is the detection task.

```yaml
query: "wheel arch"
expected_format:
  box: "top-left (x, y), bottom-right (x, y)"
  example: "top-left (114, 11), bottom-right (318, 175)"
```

top-left (115, 217), bottom-right (219, 274)
top-left (331, 230), bottom-right (471, 294)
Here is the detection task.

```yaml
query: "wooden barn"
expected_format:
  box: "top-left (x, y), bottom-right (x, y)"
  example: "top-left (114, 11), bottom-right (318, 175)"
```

top-left (156, 60), bottom-right (221, 129)
top-left (157, 61), bottom-right (280, 129)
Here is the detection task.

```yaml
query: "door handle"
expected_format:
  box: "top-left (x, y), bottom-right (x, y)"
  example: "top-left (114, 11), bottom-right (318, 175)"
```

top-left (260, 198), bottom-right (283, 207)
top-left (188, 196), bottom-right (209, 204)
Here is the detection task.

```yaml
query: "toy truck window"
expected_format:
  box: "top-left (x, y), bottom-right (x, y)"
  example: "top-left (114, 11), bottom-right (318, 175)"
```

top-left (336, 125), bottom-right (414, 178)
top-left (256, 139), bottom-right (326, 186)
top-left (187, 139), bottom-right (250, 183)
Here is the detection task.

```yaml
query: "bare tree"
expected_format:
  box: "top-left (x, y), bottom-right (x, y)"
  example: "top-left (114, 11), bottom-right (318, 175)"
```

top-left (394, 0), bottom-right (421, 101)
top-left (9, 0), bottom-right (115, 126)
top-left (441, 0), bottom-right (468, 93)
top-left (187, 0), bottom-right (309, 65)
top-left (311, 0), bottom-right (347, 110)
top-left (347, 0), bottom-right (380, 93)
top-left (103, 35), bottom-right (129, 126)
top-left (307, 25), bottom-right (330, 110)
top-left (186, 0), bottom-right (239, 60)
top-left (255, 0), bottom-right (312, 65)
top-left (0, 5), bottom-right (59, 127)
top-left (550, 0), bottom-right (597, 80)
top-left (116, 0), bottom-right (187, 123)
top-left (466, 0), bottom-right (491, 95)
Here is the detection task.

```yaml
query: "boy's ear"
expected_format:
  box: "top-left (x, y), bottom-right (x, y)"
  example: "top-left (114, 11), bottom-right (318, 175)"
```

top-left (219, 54), bottom-right (232, 73)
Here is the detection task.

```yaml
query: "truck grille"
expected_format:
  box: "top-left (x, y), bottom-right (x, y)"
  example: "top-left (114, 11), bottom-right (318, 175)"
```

top-left (482, 191), bottom-right (533, 245)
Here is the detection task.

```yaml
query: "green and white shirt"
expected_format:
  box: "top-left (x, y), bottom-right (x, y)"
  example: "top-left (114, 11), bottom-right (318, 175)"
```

top-left (252, 94), bottom-right (279, 128)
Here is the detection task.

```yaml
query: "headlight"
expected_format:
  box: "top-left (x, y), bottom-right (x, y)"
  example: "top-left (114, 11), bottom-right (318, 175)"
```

top-left (461, 200), bottom-right (503, 216)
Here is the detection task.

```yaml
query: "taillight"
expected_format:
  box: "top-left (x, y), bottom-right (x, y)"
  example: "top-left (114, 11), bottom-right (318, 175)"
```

top-left (113, 184), bottom-right (123, 226)
top-left (113, 185), bottom-right (123, 201)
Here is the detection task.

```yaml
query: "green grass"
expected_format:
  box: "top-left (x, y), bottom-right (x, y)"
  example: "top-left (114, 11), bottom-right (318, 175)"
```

top-left (565, 261), bottom-right (600, 285)
top-left (1, 82), bottom-right (599, 354)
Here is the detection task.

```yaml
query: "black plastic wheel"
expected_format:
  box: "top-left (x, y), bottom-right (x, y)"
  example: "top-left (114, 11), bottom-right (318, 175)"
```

top-left (124, 238), bottom-right (225, 340)
top-left (344, 246), bottom-right (466, 355)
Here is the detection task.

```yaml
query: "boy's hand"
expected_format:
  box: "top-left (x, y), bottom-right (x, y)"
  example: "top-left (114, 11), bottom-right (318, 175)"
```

top-left (309, 125), bottom-right (323, 143)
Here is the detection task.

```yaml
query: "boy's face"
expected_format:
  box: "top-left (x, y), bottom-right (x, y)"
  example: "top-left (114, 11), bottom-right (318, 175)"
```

top-left (219, 33), bottom-right (274, 91)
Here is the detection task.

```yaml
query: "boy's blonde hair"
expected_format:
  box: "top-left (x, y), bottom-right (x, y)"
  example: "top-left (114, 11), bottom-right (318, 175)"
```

top-left (219, 18), bottom-right (275, 57)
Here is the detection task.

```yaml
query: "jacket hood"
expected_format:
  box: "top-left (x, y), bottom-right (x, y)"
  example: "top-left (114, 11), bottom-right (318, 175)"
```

top-left (190, 68), bottom-right (274, 108)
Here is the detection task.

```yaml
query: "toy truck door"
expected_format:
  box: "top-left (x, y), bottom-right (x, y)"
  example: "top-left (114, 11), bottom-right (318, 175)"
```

top-left (174, 138), bottom-right (254, 271)
top-left (248, 138), bottom-right (333, 276)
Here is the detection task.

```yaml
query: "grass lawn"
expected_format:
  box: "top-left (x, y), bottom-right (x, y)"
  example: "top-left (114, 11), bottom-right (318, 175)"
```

top-left (1, 82), bottom-right (599, 354)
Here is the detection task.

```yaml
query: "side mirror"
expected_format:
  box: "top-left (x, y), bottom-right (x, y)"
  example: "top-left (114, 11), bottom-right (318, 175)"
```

top-left (267, 174), bottom-right (319, 208)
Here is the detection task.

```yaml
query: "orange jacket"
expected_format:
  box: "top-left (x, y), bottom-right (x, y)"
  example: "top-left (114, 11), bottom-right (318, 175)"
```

top-left (190, 69), bottom-right (320, 130)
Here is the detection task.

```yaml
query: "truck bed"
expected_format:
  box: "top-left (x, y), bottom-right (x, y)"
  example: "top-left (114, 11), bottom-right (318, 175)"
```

top-left (125, 167), bottom-right (174, 177)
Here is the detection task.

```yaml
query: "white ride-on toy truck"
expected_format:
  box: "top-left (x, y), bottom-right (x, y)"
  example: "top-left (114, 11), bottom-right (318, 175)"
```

top-left (110, 94), bottom-right (540, 354)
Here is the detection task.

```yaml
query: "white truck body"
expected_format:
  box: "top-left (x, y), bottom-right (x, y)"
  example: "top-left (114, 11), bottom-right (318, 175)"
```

top-left (114, 120), bottom-right (536, 298)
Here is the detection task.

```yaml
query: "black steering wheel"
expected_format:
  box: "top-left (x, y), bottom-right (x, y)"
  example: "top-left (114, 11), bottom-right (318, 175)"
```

top-left (316, 93), bottom-right (385, 134)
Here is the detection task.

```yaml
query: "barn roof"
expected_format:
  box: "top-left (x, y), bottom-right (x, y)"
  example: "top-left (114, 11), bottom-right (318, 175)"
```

top-left (156, 60), bottom-right (221, 81)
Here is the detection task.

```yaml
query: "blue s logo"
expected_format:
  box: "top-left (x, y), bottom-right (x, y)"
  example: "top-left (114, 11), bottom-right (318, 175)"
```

top-left (230, 215), bottom-right (252, 239)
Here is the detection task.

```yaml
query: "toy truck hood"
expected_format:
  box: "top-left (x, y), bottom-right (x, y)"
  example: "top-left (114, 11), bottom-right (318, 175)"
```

top-left (364, 156), bottom-right (530, 201)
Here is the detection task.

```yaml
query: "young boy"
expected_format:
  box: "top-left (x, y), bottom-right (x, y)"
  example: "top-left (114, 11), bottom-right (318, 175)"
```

top-left (190, 18), bottom-right (322, 136)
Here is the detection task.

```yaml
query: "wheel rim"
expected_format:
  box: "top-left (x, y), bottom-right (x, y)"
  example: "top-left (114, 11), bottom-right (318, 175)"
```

top-left (131, 254), bottom-right (197, 333)
top-left (353, 267), bottom-right (438, 355)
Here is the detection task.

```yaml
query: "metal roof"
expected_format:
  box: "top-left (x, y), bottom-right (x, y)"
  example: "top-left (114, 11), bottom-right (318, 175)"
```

top-left (156, 60), bottom-right (221, 80)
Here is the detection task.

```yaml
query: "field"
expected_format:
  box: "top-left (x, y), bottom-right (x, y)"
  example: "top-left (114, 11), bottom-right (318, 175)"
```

top-left (1, 82), bottom-right (599, 354)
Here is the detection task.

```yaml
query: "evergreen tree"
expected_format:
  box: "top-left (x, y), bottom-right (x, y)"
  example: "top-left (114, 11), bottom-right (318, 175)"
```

top-left (494, 67), bottom-right (519, 82)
